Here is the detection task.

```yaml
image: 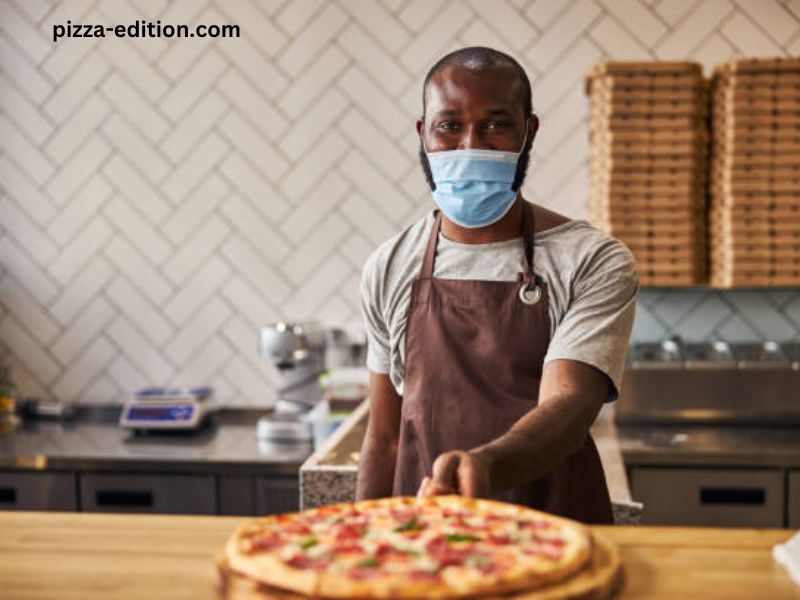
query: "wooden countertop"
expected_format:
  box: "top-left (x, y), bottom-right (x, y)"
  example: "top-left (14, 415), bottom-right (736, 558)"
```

top-left (0, 512), bottom-right (797, 599)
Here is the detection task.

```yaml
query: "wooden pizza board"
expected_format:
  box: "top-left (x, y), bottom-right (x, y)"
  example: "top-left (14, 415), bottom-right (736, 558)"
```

top-left (712, 100), bottom-right (800, 115)
top-left (711, 180), bottom-right (800, 195)
top-left (586, 69), bottom-right (703, 93)
top-left (591, 144), bottom-right (707, 157)
top-left (587, 61), bottom-right (702, 77)
top-left (590, 180), bottom-right (706, 194)
top-left (712, 114), bottom-right (800, 128)
top-left (634, 263), bottom-right (706, 277)
top-left (215, 532), bottom-right (622, 600)
top-left (713, 87), bottom-right (800, 101)
top-left (590, 129), bottom-right (708, 143)
top-left (713, 57), bottom-right (800, 76)
top-left (588, 115), bottom-right (704, 131)
top-left (591, 142), bottom-right (707, 156)
top-left (588, 89), bottom-right (704, 104)
top-left (590, 163), bottom-right (706, 176)
top-left (712, 72), bottom-right (800, 87)
top-left (710, 205), bottom-right (800, 217)
top-left (589, 105), bottom-right (707, 119)
top-left (591, 156), bottom-right (703, 170)
top-left (711, 141), bottom-right (800, 155)
top-left (588, 207), bottom-right (705, 221)
top-left (711, 127), bottom-right (800, 145)
top-left (640, 273), bottom-right (706, 286)
top-left (588, 196), bottom-right (705, 209)
top-left (710, 151), bottom-right (800, 162)
top-left (711, 171), bottom-right (800, 185)
top-left (712, 165), bottom-right (800, 178)
top-left (710, 245), bottom-right (800, 259)
top-left (601, 222), bottom-right (705, 237)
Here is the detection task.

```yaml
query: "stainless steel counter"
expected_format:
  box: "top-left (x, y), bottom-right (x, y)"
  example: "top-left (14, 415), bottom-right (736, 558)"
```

top-left (617, 423), bottom-right (800, 469)
top-left (0, 407), bottom-right (312, 476)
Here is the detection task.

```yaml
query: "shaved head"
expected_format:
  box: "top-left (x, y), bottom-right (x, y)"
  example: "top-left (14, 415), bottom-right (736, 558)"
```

top-left (422, 47), bottom-right (533, 119)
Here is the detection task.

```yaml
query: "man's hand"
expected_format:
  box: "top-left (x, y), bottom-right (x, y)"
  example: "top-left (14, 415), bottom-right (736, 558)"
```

top-left (416, 450), bottom-right (493, 499)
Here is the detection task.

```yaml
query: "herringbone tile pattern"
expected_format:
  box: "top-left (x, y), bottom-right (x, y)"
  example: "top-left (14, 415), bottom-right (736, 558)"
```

top-left (1, 0), bottom-right (799, 404)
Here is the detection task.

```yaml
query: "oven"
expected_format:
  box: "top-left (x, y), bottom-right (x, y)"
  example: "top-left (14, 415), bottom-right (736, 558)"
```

top-left (616, 339), bottom-right (800, 528)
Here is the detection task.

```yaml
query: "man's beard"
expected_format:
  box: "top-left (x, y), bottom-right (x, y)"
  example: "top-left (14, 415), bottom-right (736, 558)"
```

top-left (417, 140), bottom-right (533, 193)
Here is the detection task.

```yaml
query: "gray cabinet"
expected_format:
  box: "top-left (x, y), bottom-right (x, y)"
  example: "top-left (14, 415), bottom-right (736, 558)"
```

top-left (789, 471), bottom-right (800, 528)
top-left (219, 475), bottom-right (255, 515)
top-left (0, 470), bottom-right (299, 516)
top-left (255, 476), bottom-right (299, 515)
top-left (631, 467), bottom-right (785, 527)
top-left (80, 473), bottom-right (216, 514)
top-left (218, 475), bottom-right (300, 516)
top-left (0, 471), bottom-right (77, 511)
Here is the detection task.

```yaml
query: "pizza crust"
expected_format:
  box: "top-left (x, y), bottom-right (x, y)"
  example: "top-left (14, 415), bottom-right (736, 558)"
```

top-left (225, 521), bottom-right (320, 596)
top-left (223, 495), bottom-right (592, 599)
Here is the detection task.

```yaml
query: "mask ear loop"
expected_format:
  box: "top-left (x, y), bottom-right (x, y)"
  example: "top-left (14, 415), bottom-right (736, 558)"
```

top-left (516, 129), bottom-right (529, 155)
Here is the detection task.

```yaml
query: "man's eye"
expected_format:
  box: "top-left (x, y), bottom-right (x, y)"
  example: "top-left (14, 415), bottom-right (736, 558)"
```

top-left (437, 122), bottom-right (458, 130)
top-left (486, 121), bottom-right (511, 129)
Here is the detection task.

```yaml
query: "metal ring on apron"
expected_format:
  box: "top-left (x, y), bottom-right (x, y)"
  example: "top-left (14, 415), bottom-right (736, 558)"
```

top-left (518, 283), bottom-right (541, 305)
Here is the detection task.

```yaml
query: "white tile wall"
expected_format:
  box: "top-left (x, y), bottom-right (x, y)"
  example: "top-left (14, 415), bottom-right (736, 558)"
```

top-left (1, 0), bottom-right (799, 405)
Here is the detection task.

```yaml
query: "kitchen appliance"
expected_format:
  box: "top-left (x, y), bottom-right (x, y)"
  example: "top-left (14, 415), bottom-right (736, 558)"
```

top-left (619, 338), bottom-right (800, 425)
top-left (617, 338), bottom-right (800, 528)
top-left (119, 386), bottom-right (217, 431)
top-left (256, 322), bottom-right (329, 445)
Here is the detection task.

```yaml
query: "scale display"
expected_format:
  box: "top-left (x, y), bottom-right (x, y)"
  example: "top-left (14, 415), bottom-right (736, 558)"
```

top-left (119, 388), bottom-right (216, 430)
top-left (126, 405), bottom-right (195, 421)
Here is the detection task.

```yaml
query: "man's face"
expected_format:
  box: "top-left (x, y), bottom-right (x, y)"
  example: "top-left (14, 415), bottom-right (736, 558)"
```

top-left (417, 65), bottom-right (538, 190)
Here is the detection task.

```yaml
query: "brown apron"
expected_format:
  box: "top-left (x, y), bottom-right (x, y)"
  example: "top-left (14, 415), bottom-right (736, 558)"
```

top-left (392, 203), bottom-right (613, 524)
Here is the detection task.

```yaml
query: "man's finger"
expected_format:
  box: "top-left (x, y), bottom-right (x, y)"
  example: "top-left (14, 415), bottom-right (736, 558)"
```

top-left (417, 476), bottom-right (432, 498)
top-left (457, 456), bottom-right (478, 497)
top-left (417, 476), bottom-right (449, 498)
top-left (431, 452), bottom-right (463, 493)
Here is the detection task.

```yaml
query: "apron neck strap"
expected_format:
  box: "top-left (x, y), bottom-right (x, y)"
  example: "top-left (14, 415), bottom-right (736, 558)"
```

top-left (421, 210), bottom-right (443, 279)
top-left (420, 203), bottom-right (537, 281)
top-left (521, 201), bottom-right (537, 286)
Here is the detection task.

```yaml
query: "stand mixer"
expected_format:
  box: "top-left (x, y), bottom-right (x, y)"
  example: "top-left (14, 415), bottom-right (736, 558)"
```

top-left (256, 322), bottom-right (332, 446)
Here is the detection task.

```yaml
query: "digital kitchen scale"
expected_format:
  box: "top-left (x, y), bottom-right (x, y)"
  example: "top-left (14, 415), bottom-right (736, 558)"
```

top-left (119, 386), bottom-right (217, 431)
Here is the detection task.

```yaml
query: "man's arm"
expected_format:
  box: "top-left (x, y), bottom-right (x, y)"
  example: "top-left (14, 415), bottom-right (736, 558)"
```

top-left (355, 371), bottom-right (402, 500)
top-left (419, 359), bottom-right (608, 498)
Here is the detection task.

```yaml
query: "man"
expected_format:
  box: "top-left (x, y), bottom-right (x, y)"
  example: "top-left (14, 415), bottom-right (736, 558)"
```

top-left (355, 47), bottom-right (638, 524)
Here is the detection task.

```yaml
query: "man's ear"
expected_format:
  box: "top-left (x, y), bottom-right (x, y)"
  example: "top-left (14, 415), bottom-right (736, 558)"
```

top-left (527, 114), bottom-right (539, 145)
top-left (416, 117), bottom-right (424, 138)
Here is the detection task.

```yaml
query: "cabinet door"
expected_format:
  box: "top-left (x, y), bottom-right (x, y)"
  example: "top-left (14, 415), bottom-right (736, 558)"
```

top-left (255, 476), bottom-right (298, 515)
top-left (80, 473), bottom-right (216, 514)
top-left (218, 475), bottom-right (255, 516)
top-left (789, 471), bottom-right (800, 528)
top-left (0, 471), bottom-right (77, 511)
top-left (631, 467), bottom-right (784, 527)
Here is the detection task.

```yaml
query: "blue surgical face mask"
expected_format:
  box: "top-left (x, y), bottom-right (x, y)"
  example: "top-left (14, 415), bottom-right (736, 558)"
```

top-left (425, 136), bottom-right (527, 228)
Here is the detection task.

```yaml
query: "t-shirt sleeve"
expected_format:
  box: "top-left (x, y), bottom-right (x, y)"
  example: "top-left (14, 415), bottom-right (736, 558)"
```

top-left (360, 251), bottom-right (391, 374)
top-left (543, 239), bottom-right (639, 401)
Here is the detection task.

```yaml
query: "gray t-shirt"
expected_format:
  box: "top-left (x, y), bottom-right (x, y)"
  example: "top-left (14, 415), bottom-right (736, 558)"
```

top-left (360, 209), bottom-right (639, 399)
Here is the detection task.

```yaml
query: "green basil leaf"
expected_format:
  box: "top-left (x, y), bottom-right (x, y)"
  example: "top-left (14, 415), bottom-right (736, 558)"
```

top-left (394, 517), bottom-right (421, 532)
top-left (446, 533), bottom-right (481, 543)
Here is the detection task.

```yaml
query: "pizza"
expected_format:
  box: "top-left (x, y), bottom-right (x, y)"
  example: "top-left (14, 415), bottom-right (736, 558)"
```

top-left (223, 495), bottom-right (591, 598)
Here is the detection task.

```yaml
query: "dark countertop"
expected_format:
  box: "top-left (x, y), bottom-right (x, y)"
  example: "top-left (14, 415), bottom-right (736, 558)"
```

top-left (0, 407), bottom-right (312, 476)
top-left (617, 423), bottom-right (800, 469)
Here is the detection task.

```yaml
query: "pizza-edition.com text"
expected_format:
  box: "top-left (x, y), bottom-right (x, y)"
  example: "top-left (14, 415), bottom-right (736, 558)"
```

top-left (53, 20), bottom-right (240, 43)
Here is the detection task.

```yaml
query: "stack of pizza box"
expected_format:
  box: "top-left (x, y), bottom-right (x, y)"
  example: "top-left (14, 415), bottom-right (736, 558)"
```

top-left (710, 57), bottom-right (800, 287)
top-left (586, 61), bottom-right (709, 286)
